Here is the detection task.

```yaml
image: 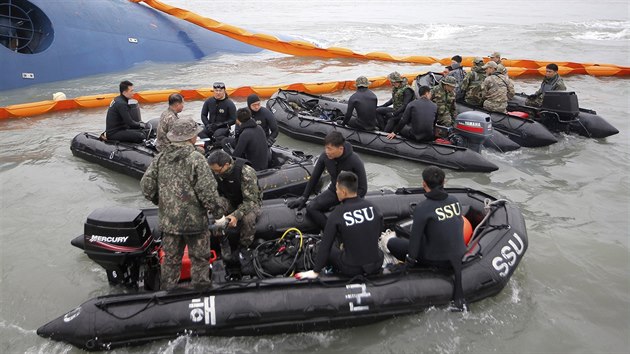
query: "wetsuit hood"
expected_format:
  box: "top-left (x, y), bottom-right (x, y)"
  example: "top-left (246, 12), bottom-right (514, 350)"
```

top-left (335, 141), bottom-right (354, 161)
top-left (247, 94), bottom-right (261, 106)
top-left (425, 186), bottom-right (448, 201)
top-left (239, 118), bottom-right (258, 130)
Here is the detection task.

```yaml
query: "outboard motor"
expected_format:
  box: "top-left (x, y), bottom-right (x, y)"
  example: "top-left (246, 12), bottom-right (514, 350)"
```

top-left (541, 91), bottom-right (579, 120)
top-left (83, 207), bottom-right (159, 289)
top-left (452, 111), bottom-right (493, 153)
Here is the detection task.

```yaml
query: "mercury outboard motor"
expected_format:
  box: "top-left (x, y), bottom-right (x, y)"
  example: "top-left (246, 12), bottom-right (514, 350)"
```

top-left (451, 111), bottom-right (493, 153)
top-left (83, 207), bottom-right (159, 289)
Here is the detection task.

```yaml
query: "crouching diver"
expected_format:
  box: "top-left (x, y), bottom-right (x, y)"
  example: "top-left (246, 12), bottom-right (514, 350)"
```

top-left (286, 131), bottom-right (367, 231)
top-left (295, 171), bottom-right (384, 279)
top-left (208, 150), bottom-right (263, 278)
top-left (386, 166), bottom-right (467, 310)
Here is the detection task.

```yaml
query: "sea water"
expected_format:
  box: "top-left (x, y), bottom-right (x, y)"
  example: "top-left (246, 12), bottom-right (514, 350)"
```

top-left (0, 1), bottom-right (629, 353)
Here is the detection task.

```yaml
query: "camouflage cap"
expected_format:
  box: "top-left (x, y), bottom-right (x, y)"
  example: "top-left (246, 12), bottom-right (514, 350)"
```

top-left (473, 57), bottom-right (484, 66)
top-left (166, 117), bottom-right (203, 142)
top-left (388, 72), bottom-right (404, 83)
top-left (497, 63), bottom-right (507, 74)
top-left (355, 76), bottom-right (371, 88)
top-left (482, 61), bottom-right (498, 69)
top-left (488, 51), bottom-right (501, 58)
top-left (441, 76), bottom-right (458, 87)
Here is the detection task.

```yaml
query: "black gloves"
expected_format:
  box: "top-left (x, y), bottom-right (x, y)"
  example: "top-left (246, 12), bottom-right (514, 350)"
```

top-left (267, 138), bottom-right (275, 147)
top-left (287, 196), bottom-right (307, 210)
top-left (527, 94), bottom-right (537, 100)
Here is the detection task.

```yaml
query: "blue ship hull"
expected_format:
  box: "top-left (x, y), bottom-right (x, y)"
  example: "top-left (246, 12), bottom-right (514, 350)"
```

top-left (0, 0), bottom-right (260, 91)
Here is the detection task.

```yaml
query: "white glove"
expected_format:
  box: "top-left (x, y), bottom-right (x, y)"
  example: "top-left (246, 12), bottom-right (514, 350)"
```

top-left (295, 270), bottom-right (319, 280)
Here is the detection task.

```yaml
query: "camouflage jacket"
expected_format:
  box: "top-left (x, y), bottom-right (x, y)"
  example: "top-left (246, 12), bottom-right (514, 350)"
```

top-left (392, 84), bottom-right (412, 110)
top-left (215, 163), bottom-right (262, 220)
top-left (431, 84), bottom-right (456, 123)
top-left (534, 74), bottom-right (566, 97)
top-left (140, 142), bottom-right (221, 235)
top-left (481, 73), bottom-right (512, 113)
top-left (155, 107), bottom-right (179, 152)
top-left (460, 67), bottom-right (486, 105)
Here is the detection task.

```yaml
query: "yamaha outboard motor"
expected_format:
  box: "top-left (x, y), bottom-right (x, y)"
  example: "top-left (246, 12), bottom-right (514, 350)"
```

top-left (452, 111), bottom-right (493, 153)
top-left (83, 207), bottom-right (159, 289)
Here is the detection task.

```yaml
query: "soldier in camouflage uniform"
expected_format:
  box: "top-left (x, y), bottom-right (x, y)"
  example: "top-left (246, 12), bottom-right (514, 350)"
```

top-left (481, 61), bottom-right (513, 113)
top-left (498, 64), bottom-right (516, 102)
top-left (431, 76), bottom-right (458, 126)
top-left (140, 118), bottom-right (222, 290)
top-left (207, 150), bottom-right (262, 252)
top-left (526, 63), bottom-right (567, 107)
top-left (377, 72), bottom-right (415, 132)
top-left (460, 57), bottom-right (487, 106)
top-left (155, 93), bottom-right (184, 151)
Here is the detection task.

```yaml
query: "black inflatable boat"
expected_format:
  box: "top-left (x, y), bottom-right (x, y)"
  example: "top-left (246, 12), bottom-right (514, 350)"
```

top-left (70, 132), bottom-right (325, 199)
top-left (507, 92), bottom-right (619, 139)
top-left (267, 90), bottom-right (501, 173)
top-left (39, 188), bottom-right (528, 351)
top-left (415, 73), bottom-right (559, 148)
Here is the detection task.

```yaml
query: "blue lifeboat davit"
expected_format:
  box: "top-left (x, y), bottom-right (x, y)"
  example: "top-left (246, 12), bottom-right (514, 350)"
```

top-left (0, 0), bottom-right (261, 91)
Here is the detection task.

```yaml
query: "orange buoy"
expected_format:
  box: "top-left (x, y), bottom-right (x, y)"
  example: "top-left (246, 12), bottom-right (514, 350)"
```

top-left (463, 216), bottom-right (473, 245)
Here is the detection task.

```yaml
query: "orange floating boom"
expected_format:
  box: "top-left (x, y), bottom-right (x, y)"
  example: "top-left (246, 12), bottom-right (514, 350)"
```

top-left (131, 0), bottom-right (630, 77)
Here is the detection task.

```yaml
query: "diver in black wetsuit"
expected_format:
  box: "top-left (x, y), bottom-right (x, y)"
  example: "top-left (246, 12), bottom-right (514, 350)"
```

top-left (105, 80), bottom-right (147, 143)
top-left (338, 76), bottom-right (378, 131)
top-left (286, 131), bottom-right (367, 231)
top-left (295, 171), bottom-right (383, 279)
top-left (386, 85), bottom-right (436, 142)
top-left (199, 82), bottom-right (236, 141)
top-left (247, 94), bottom-right (278, 146)
top-left (232, 108), bottom-right (269, 171)
top-left (386, 165), bottom-right (467, 309)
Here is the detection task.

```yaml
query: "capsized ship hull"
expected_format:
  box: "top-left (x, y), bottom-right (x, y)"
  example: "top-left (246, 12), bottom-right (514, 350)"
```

top-left (0, 0), bottom-right (260, 91)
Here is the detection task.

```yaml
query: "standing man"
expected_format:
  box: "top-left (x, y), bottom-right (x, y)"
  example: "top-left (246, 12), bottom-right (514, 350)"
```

top-left (295, 171), bottom-right (384, 279)
top-left (481, 61), bottom-right (513, 113)
top-left (431, 76), bottom-right (458, 126)
top-left (105, 80), bottom-right (147, 143)
top-left (247, 94), bottom-right (278, 146)
top-left (526, 63), bottom-right (567, 107)
top-left (386, 166), bottom-right (467, 309)
top-left (339, 76), bottom-right (378, 131)
top-left (378, 72), bottom-right (415, 132)
top-left (287, 131), bottom-right (367, 231)
top-left (448, 55), bottom-right (467, 101)
top-left (460, 57), bottom-right (486, 106)
top-left (386, 85), bottom-right (436, 142)
top-left (155, 93), bottom-right (185, 151)
top-left (200, 82), bottom-right (236, 141)
top-left (232, 108), bottom-right (270, 171)
top-left (447, 55), bottom-right (466, 85)
top-left (207, 150), bottom-right (262, 255)
top-left (140, 118), bottom-right (221, 290)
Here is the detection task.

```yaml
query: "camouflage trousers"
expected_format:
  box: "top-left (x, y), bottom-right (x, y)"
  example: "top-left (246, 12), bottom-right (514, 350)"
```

top-left (436, 112), bottom-right (454, 127)
top-left (465, 92), bottom-right (484, 106)
top-left (525, 95), bottom-right (543, 107)
top-left (160, 231), bottom-right (211, 290)
top-left (483, 100), bottom-right (507, 113)
top-left (235, 208), bottom-right (262, 248)
top-left (221, 201), bottom-right (262, 248)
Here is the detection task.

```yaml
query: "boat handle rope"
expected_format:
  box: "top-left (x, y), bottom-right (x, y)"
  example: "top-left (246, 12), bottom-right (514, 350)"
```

top-left (467, 199), bottom-right (511, 249)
